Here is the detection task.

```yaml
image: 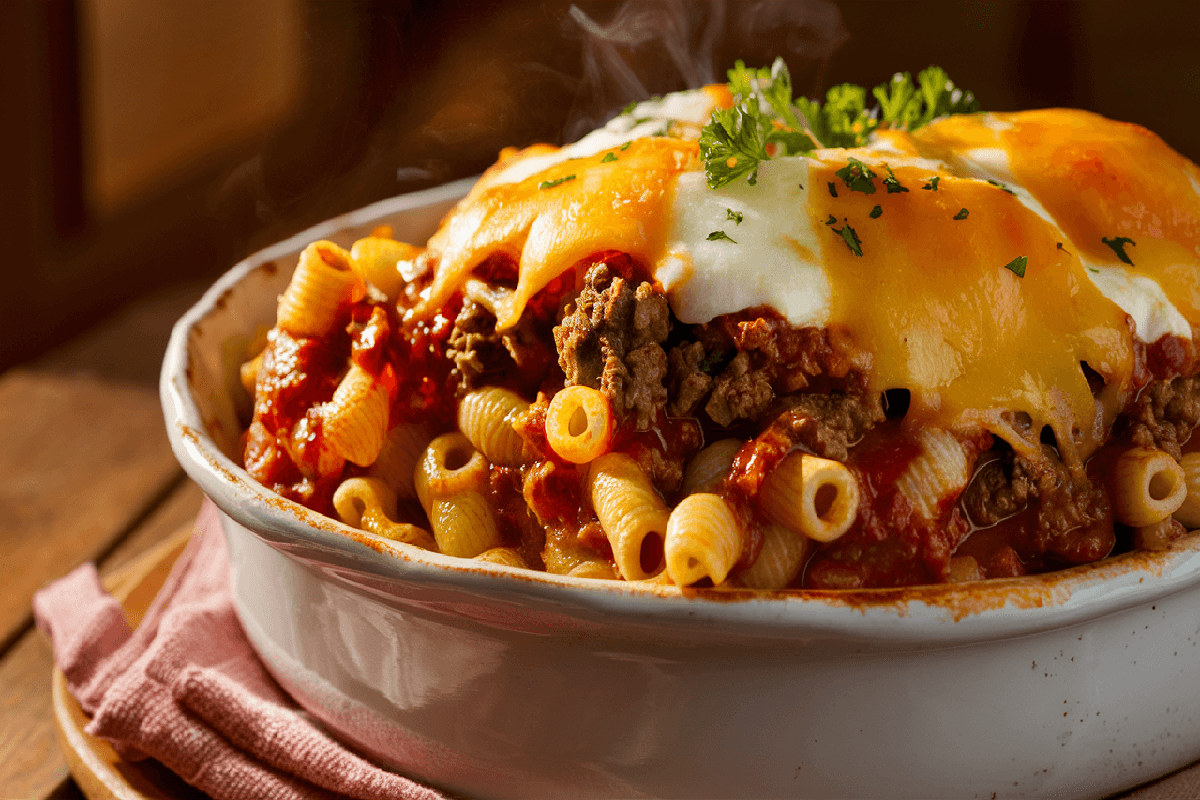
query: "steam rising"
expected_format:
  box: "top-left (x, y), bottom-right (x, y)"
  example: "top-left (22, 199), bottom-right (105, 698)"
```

top-left (563, 0), bottom-right (848, 141)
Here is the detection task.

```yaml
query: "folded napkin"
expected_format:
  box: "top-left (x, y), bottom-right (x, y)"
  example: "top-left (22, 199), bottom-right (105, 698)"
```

top-left (34, 498), bottom-right (445, 800)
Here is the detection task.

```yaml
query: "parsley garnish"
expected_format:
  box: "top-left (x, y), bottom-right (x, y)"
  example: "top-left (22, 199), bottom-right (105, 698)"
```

top-left (824, 214), bottom-right (838, 226)
top-left (600, 152), bottom-right (617, 163)
top-left (831, 220), bottom-right (863, 256)
top-left (699, 104), bottom-right (772, 188)
top-left (700, 60), bottom-right (976, 189)
top-left (796, 65), bottom-right (979, 150)
top-left (620, 141), bottom-right (631, 151)
top-left (1088, 267), bottom-right (1100, 274)
top-left (954, 208), bottom-right (969, 220)
top-left (923, 177), bottom-right (940, 191)
top-left (827, 182), bottom-right (838, 198)
top-left (708, 230), bottom-right (737, 243)
top-left (726, 209), bottom-right (744, 225)
top-left (539, 175), bottom-right (576, 190)
top-left (870, 205), bottom-right (883, 219)
top-left (883, 165), bottom-right (909, 193)
top-left (988, 179), bottom-right (1015, 195)
top-left (1102, 236), bottom-right (1136, 265)
top-left (835, 157), bottom-right (877, 194)
top-left (698, 350), bottom-right (726, 375)
top-left (620, 101), bottom-right (637, 116)
top-left (1003, 256), bottom-right (1028, 278)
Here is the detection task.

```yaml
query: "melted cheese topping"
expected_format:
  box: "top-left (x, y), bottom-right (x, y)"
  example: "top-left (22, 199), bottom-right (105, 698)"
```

top-left (419, 97), bottom-right (1200, 460)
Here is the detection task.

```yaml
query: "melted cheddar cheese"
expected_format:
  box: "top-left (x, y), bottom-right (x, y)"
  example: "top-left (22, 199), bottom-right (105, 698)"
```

top-left (418, 95), bottom-right (1200, 467)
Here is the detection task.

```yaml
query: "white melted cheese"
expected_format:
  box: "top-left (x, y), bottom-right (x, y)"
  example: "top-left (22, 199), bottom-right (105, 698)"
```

top-left (656, 121), bottom-right (1191, 344)
top-left (659, 158), bottom-right (829, 326)
top-left (1083, 261), bottom-right (1192, 342)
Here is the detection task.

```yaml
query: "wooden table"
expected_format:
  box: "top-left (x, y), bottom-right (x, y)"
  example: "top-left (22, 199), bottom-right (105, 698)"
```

top-left (0, 279), bottom-right (210, 800)
top-left (2, 279), bottom-right (1200, 800)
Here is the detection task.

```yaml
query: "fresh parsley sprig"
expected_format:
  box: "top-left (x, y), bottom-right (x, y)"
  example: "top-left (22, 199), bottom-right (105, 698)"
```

top-left (700, 61), bottom-right (979, 189)
top-left (700, 60), bottom-right (817, 188)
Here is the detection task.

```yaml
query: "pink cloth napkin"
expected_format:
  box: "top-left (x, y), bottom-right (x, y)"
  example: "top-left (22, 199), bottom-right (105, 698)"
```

top-left (33, 498), bottom-right (446, 800)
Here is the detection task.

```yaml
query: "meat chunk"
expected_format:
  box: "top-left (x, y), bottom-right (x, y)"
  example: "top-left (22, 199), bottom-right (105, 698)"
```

top-left (1120, 375), bottom-right (1200, 459)
top-left (666, 312), bottom-right (866, 427)
top-left (553, 262), bottom-right (671, 429)
top-left (778, 392), bottom-right (886, 461)
top-left (727, 391), bottom-right (884, 498)
top-left (665, 341), bottom-right (714, 417)
top-left (959, 445), bottom-right (1113, 563)
top-left (446, 299), bottom-right (553, 394)
top-left (447, 299), bottom-right (506, 391)
top-left (704, 352), bottom-right (774, 427)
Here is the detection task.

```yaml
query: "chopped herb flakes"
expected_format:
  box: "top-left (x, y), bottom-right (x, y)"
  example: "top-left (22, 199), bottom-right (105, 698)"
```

top-left (600, 152), bottom-right (617, 163)
top-left (831, 220), bottom-right (863, 256)
top-left (698, 350), bottom-right (726, 374)
top-left (835, 158), bottom-right (877, 194)
top-left (539, 175), bottom-right (577, 190)
top-left (708, 230), bottom-right (737, 243)
top-left (726, 208), bottom-right (744, 225)
top-left (923, 177), bottom-right (940, 191)
top-left (1102, 236), bottom-right (1136, 265)
top-left (825, 214), bottom-right (838, 226)
top-left (988, 179), bottom-right (1015, 195)
top-left (1003, 256), bottom-right (1028, 278)
top-left (620, 101), bottom-right (637, 116)
top-left (954, 208), bottom-right (969, 220)
top-left (870, 205), bottom-right (883, 219)
top-left (620, 141), bottom-right (631, 150)
top-left (1088, 267), bottom-right (1100, 274)
top-left (883, 165), bottom-right (908, 193)
top-left (828, 182), bottom-right (838, 198)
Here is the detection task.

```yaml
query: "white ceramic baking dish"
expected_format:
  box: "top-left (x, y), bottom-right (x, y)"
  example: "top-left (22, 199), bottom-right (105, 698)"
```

top-left (161, 177), bottom-right (1200, 800)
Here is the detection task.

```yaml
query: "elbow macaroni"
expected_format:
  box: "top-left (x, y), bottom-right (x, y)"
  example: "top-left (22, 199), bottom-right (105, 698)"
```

top-left (415, 433), bottom-right (503, 558)
top-left (587, 453), bottom-right (669, 581)
top-left (546, 386), bottom-right (615, 464)
top-left (760, 453), bottom-right (861, 543)
top-left (1111, 446), bottom-right (1187, 527)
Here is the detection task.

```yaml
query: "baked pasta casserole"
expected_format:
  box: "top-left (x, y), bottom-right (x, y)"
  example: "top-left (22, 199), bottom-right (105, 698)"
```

top-left (239, 64), bottom-right (1200, 589)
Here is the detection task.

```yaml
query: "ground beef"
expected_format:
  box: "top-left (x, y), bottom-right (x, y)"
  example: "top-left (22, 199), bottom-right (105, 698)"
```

top-left (553, 262), bottom-right (671, 429)
top-left (1118, 374), bottom-right (1200, 459)
top-left (780, 392), bottom-right (886, 461)
top-left (666, 313), bottom-right (864, 427)
top-left (447, 299), bottom-right (506, 391)
top-left (665, 341), bottom-right (713, 417)
top-left (704, 352), bottom-right (774, 426)
top-left (727, 391), bottom-right (884, 498)
top-left (446, 299), bottom-right (553, 395)
top-left (961, 455), bottom-right (1032, 528)
top-left (960, 445), bottom-right (1112, 563)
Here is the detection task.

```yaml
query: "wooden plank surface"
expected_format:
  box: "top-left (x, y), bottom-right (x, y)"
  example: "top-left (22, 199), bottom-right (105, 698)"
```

top-left (0, 369), bottom-right (182, 650)
top-left (0, 278), bottom-right (211, 800)
top-left (0, 481), bottom-right (204, 800)
top-left (0, 278), bottom-right (209, 652)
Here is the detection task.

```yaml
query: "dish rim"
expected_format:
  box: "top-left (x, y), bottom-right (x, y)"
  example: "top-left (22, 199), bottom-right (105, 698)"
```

top-left (160, 177), bottom-right (1200, 646)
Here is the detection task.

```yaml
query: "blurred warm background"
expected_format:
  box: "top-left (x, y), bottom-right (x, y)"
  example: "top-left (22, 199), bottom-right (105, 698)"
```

top-left (3, 0), bottom-right (1200, 373)
top-left (3, 4), bottom-right (1200, 796)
